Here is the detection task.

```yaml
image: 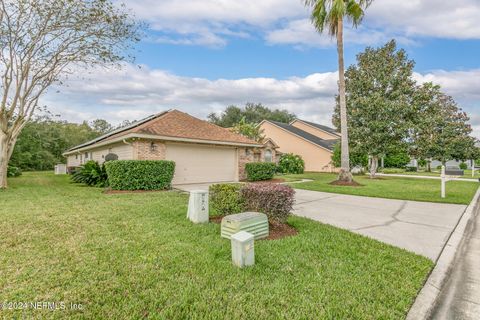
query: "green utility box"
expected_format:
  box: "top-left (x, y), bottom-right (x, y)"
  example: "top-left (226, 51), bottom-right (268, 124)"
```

top-left (221, 212), bottom-right (269, 240)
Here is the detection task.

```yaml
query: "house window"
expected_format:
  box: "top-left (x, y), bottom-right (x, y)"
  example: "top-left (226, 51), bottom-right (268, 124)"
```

top-left (265, 149), bottom-right (272, 162)
top-left (85, 152), bottom-right (89, 159)
top-left (75, 155), bottom-right (78, 160)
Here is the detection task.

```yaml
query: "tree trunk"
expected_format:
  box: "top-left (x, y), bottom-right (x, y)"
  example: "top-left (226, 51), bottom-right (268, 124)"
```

top-left (336, 17), bottom-right (352, 183)
top-left (426, 159), bottom-right (431, 172)
top-left (0, 132), bottom-right (8, 189)
top-left (369, 156), bottom-right (378, 179)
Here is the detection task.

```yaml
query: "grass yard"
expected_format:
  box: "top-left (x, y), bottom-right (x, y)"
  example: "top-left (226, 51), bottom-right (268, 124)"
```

top-left (0, 172), bottom-right (433, 319)
top-left (381, 168), bottom-right (480, 180)
top-left (278, 173), bottom-right (478, 205)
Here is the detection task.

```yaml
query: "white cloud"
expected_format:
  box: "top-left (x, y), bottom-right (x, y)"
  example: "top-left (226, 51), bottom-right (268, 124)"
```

top-left (43, 64), bottom-right (479, 138)
top-left (119, 0), bottom-right (480, 48)
top-left (265, 18), bottom-right (410, 48)
top-left (367, 0), bottom-right (480, 40)
top-left (123, 0), bottom-right (307, 47)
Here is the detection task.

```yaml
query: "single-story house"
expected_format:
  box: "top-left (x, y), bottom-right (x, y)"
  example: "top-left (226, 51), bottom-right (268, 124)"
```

top-left (259, 119), bottom-right (340, 172)
top-left (63, 109), bottom-right (277, 184)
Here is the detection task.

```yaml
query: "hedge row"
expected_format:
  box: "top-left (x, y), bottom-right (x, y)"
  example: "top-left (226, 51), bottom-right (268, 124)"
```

top-left (105, 160), bottom-right (175, 190)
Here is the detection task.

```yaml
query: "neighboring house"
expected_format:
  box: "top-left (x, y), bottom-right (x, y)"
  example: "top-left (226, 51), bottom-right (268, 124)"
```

top-left (259, 119), bottom-right (340, 172)
top-left (63, 109), bottom-right (277, 184)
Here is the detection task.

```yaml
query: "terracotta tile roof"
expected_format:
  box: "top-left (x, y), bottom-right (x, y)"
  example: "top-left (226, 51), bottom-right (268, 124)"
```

top-left (67, 110), bottom-right (260, 152)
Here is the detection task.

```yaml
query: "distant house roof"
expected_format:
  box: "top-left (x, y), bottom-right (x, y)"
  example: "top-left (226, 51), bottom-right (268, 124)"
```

top-left (269, 121), bottom-right (339, 151)
top-left (65, 109), bottom-right (261, 154)
top-left (292, 119), bottom-right (340, 137)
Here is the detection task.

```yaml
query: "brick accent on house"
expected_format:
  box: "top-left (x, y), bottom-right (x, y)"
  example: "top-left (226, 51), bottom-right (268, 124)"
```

top-left (133, 139), bottom-right (166, 160)
top-left (238, 147), bottom-right (255, 181)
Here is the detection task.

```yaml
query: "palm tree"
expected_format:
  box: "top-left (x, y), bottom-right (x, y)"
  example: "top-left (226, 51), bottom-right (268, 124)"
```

top-left (304, 0), bottom-right (373, 182)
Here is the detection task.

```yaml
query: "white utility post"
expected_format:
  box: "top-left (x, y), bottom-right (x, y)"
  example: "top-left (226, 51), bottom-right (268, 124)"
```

top-left (441, 165), bottom-right (446, 198)
top-left (187, 190), bottom-right (209, 223)
top-left (231, 231), bottom-right (255, 268)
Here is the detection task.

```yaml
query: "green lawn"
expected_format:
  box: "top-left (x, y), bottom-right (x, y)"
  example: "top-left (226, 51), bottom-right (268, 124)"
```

top-left (381, 168), bottom-right (480, 179)
top-left (0, 172), bottom-right (432, 319)
top-left (278, 173), bottom-right (478, 205)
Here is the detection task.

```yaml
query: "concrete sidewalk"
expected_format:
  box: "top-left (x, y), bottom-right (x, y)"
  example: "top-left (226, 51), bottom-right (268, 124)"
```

top-left (428, 195), bottom-right (480, 319)
top-left (293, 189), bottom-right (467, 260)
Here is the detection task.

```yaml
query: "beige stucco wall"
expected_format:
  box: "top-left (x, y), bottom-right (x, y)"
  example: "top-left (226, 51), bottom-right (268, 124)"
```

top-left (66, 142), bottom-right (133, 168)
top-left (260, 121), bottom-right (335, 172)
top-left (290, 120), bottom-right (339, 140)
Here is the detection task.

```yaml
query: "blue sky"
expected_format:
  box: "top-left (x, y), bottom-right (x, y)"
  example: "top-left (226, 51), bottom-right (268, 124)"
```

top-left (45, 0), bottom-right (480, 138)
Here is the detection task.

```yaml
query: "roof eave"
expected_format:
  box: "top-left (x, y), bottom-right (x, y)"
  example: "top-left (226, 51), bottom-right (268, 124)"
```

top-left (63, 133), bottom-right (262, 156)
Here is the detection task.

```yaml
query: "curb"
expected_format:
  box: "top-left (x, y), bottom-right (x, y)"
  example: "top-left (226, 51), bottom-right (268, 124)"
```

top-left (406, 186), bottom-right (480, 319)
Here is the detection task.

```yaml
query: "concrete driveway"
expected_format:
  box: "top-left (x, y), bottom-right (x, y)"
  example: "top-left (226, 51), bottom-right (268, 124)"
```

top-left (294, 189), bottom-right (467, 261)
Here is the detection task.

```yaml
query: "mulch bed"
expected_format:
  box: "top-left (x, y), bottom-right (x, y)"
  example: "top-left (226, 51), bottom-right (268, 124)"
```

top-left (329, 180), bottom-right (364, 187)
top-left (103, 189), bottom-right (168, 194)
top-left (209, 216), bottom-right (224, 224)
top-left (209, 216), bottom-right (298, 240)
top-left (267, 221), bottom-right (298, 240)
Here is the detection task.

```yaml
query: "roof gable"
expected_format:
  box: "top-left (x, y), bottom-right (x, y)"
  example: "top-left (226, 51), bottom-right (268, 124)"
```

top-left (266, 121), bottom-right (338, 151)
top-left (67, 109), bottom-right (259, 152)
top-left (291, 119), bottom-right (340, 137)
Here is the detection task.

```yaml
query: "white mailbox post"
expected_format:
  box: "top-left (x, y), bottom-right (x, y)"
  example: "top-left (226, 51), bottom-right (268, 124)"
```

top-left (441, 165), bottom-right (466, 198)
top-left (187, 190), bottom-right (209, 223)
top-left (441, 166), bottom-right (446, 198)
top-left (231, 231), bottom-right (255, 268)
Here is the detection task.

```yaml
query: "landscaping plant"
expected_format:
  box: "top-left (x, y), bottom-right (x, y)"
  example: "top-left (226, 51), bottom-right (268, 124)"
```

top-left (71, 160), bottom-right (108, 187)
top-left (277, 153), bottom-right (305, 174)
top-left (384, 151), bottom-right (411, 168)
top-left (209, 184), bottom-right (244, 216)
top-left (405, 166), bottom-right (418, 172)
top-left (245, 162), bottom-right (277, 181)
top-left (6, 166), bottom-right (22, 177)
top-left (459, 162), bottom-right (468, 170)
top-left (241, 183), bottom-right (295, 224)
top-left (105, 160), bottom-right (175, 190)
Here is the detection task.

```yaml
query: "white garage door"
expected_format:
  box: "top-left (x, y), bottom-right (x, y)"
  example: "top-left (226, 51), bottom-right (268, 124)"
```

top-left (166, 143), bottom-right (237, 185)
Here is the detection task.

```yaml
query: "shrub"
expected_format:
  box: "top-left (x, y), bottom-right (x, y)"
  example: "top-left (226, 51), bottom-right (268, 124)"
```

top-left (436, 165), bottom-right (442, 170)
top-left (277, 153), bottom-right (305, 174)
top-left (7, 166), bottom-right (22, 177)
top-left (332, 143), bottom-right (368, 168)
top-left (241, 183), bottom-right (295, 223)
top-left (459, 162), bottom-right (468, 170)
top-left (418, 159), bottom-right (427, 168)
top-left (245, 162), bottom-right (276, 181)
top-left (405, 166), bottom-right (417, 172)
top-left (71, 160), bottom-right (108, 187)
top-left (380, 168), bottom-right (405, 174)
top-left (105, 160), bottom-right (175, 190)
top-left (384, 152), bottom-right (411, 168)
top-left (209, 184), bottom-right (244, 216)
